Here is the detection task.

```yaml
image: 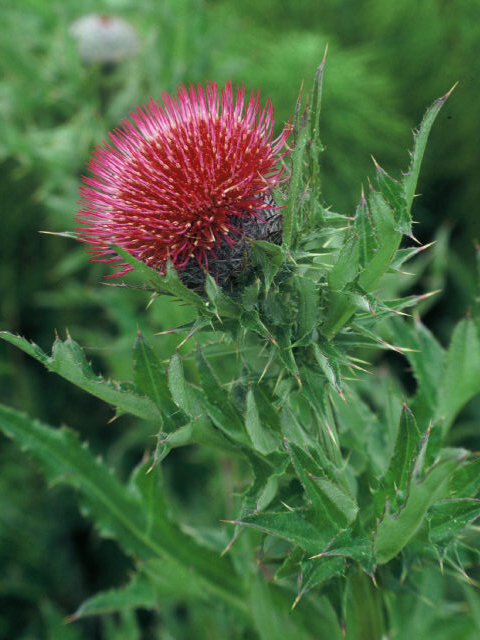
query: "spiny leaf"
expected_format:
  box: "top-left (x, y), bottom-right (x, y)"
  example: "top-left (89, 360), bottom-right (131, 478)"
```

top-left (292, 275), bottom-right (319, 344)
top-left (375, 162), bottom-right (410, 236)
top-left (386, 316), bottom-right (445, 427)
top-left (354, 192), bottom-right (377, 269)
top-left (312, 343), bottom-right (342, 395)
top-left (133, 333), bottom-right (183, 429)
top-left (403, 88), bottom-right (454, 212)
top-left (240, 309), bottom-right (274, 342)
top-left (195, 347), bottom-right (249, 445)
top-left (0, 332), bottom-right (160, 423)
top-left (311, 528), bottom-right (375, 577)
top-left (428, 498), bottom-right (480, 545)
top-left (245, 388), bottom-right (279, 455)
top-left (70, 572), bottom-right (156, 620)
top-left (448, 455), bottom-right (480, 498)
top-left (0, 404), bottom-right (247, 614)
top-left (250, 240), bottom-right (286, 292)
top-left (328, 228), bottom-right (360, 292)
top-left (374, 451), bottom-right (463, 564)
top-left (168, 351), bottom-right (195, 416)
top-left (384, 404), bottom-right (421, 499)
top-left (357, 190), bottom-right (400, 292)
top-left (295, 556), bottom-right (345, 607)
top-left (113, 246), bottom-right (209, 312)
top-left (236, 510), bottom-right (325, 554)
top-left (204, 273), bottom-right (242, 317)
top-left (435, 318), bottom-right (480, 435)
top-left (283, 101), bottom-right (309, 249)
top-left (270, 324), bottom-right (300, 380)
top-left (285, 441), bottom-right (358, 535)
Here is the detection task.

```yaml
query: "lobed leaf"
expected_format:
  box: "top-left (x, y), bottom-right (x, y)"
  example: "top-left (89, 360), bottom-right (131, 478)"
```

top-left (428, 498), bottom-right (480, 546)
top-left (403, 89), bottom-right (453, 213)
top-left (386, 317), bottom-right (445, 426)
top-left (70, 573), bottom-right (156, 620)
top-left (296, 556), bottom-right (345, 604)
top-left (113, 246), bottom-right (209, 312)
top-left (0, 331), bottom-right (161, 423)
top-left (236, 510), bottom-right (325, 554)
top-left (195, 347), bottom-right (249, 445)
top-left (245, 388), bottom-right (279, 455)
top-left (286, 441), bottom-right (358, 536)
top-left (384, 404), bottom-right (421, 499)
top-left (374, 452), bottom-right (463, 564)
top-left (375, 164), bottom-right (410, 236)
top-left (0, 404), bottom-right (247, 614)
top-left (435, 318), bottom-right (480, 435)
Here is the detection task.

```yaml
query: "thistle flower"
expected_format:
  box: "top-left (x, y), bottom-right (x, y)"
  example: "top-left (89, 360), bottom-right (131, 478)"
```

top-left (76, 81), bottom-right (291, 286)
top-left (69, 14), bottom-right (138, 65)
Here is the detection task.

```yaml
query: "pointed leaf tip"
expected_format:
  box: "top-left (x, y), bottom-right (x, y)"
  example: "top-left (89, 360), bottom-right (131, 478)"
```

top-left (318, 43), bottom-right (328, 70)
top-left (444, 81), bottom-right (458, 100)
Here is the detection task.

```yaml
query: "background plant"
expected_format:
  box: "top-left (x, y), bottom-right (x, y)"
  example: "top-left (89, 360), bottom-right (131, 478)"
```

top-left (1, 1), bottom-right (480, 638)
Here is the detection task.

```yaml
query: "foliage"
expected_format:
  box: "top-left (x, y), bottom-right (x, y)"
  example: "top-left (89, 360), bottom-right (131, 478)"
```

top-left (1, 1), bottom-right (480, 638)
top-left (2, 56), bottom-right (480, 638)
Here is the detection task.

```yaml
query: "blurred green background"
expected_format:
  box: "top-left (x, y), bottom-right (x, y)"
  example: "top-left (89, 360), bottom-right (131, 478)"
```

top-left (0, 0), bottom-right (479, 637)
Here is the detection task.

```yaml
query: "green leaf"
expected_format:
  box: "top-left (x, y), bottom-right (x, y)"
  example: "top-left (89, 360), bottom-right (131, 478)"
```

top-left (312, 343), bottom-right (342, 395)
top-left (293, 275), bottom-right (320, 343)
top-left (346, 569), bottom-right (385, 640)
top-left (133, 333), bottom-right (181, 428)
top-left (296, 556), bottom-right (345, 604)
top-left (140, 556), bottom-right (207, 601)
top-left (428, 498), bottom-right (480, 545)
top-left (236, 510), bottom-right (324, 554)
top-left (240, 310), bottom-right (273, 342)
top-left (168, 351), bottom-right (195, 416)
top-left (0, 332), bottom-right (161, 424)
top-left (204, 273), bottom-right (242, 317)
top-left (308, 55), bottom-right (326, 154)
top-left (245, 388), bottom-right (279, 455)
top-left (0, 404), bottom-right (247, 615)
top-left (386, 317), bottom-right (445, 426)
top-left (375, 164), bottom-right (410, 236)
top-left (195, 348), bottom-right (249, 445)
top-left (250, 240), bottom-right (286, 292)
top-left (448, 455), bottom-right (480, 498)
top-left (435, 318), bottom-right (480, 435)
top-left (314, 529), bottom-right (375, 577)
top-left (286, 441), bottom-right (358, 537)
top-left (357, 191), bottom-right (400, 292)
top-left (384, 404), bottom-right (421, 498)
top-left (283, 103), bottom-right (309, 249)
top-left (0, 403), bottom-right (151, 558)
top-left (374, 451), bottom-right (463, 564)
top-left (403, 89), bottom-right (453, 212)
top-left (271, 324), bottom-right (300, 380)
top-left (323, 190), bottom-right (401, 339)
top-left (250, 575), bottom-right (310, 640)
top-left (70, 572), bottom-right (156, 620)
top-left (113, 246), bottom-right (209, 312)
top-left (328, 229), bottom-right (360, 292)
top-left (354, 193), bottom-right (377, 269)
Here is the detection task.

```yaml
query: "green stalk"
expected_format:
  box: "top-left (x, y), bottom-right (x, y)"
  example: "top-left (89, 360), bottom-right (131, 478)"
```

top-left (346, 569), bottom-right (385, 640)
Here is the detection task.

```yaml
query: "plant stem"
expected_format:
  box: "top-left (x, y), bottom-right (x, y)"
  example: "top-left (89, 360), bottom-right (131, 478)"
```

top-left (346, 569), bottom-right (385, 640)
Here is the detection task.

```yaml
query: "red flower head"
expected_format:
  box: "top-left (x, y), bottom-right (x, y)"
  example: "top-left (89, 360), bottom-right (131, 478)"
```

top-left (76, 81), bottom-right (291, 283)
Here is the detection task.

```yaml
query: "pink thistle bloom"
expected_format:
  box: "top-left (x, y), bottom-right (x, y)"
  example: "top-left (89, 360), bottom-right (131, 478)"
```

top-left (76, 81), bottom-right (291, 281)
